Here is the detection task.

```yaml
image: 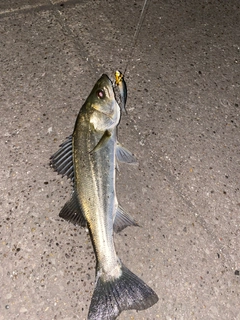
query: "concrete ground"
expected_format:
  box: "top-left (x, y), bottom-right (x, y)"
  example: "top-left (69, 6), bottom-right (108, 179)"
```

top-left (0, 0), bottom-right (239, 319)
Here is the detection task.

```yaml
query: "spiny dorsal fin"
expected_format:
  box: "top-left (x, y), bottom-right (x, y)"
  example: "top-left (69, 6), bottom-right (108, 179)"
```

top-left (50, 135), bottom-right (74, 181)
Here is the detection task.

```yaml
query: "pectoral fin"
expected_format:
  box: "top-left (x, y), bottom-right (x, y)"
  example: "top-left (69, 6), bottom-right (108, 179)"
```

top-left (90, 130), bottom-right (111, 154)
top-left (116, 142), bottom-right (138, 164)
top-left (113, 205), bottom-right (139, 233)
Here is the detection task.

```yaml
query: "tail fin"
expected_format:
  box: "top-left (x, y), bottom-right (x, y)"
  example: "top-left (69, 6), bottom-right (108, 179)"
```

top-left (88, 263), bottom-right (158, 320)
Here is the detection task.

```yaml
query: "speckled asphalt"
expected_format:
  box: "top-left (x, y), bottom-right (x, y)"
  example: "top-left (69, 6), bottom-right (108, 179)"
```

top-left (0, 0), bottom-right (239, 319)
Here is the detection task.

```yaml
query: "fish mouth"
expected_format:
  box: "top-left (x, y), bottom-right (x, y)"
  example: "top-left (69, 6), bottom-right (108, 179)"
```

top-left (101, 74), bottom-right (113, 86)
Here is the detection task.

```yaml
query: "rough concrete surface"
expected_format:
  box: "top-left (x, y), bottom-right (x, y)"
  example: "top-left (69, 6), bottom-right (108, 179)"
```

top-left (0, 0), bottom-right (239, 319)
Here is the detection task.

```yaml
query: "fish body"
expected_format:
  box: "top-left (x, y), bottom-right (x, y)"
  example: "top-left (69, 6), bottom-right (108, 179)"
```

top-left (73, 77), bottom-right (120, 279)
top-left (50, 74), bottom-right (158, 319)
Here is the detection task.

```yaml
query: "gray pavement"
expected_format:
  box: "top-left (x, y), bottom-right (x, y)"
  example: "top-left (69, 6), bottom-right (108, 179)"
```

top-left (0, 0), bottom-right (239, 319)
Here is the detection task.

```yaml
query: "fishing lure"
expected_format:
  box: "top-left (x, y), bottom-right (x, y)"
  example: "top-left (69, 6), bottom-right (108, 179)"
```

top-left (115, 70), bottom-right (127, 114)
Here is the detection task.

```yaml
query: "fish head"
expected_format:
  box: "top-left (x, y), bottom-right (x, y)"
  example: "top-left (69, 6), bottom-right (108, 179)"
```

top-left (87, 74), bottom-right (121, 132)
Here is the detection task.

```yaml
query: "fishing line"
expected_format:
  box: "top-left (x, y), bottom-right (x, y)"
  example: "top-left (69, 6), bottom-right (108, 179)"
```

top-left (114, 0), bottom-right (150, 113)
top-left (123, 0), bottom-right (150, 76)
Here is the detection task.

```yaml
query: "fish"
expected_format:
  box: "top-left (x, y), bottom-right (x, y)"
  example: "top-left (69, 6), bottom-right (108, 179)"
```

top-left (115, 70), bottom-right (127, 114)
top-left (50, 80), bottom-right (137, 231)
top-left (50, 74), bottom-right (158, 319)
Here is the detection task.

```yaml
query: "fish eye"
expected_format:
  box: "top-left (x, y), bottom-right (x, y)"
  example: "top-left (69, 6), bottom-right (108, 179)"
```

top-left (97, 89), bottom-right (105, 99)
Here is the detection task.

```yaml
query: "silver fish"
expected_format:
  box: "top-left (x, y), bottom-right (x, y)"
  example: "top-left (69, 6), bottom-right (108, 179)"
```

top-left (50, 74), bottom-right (158, 319)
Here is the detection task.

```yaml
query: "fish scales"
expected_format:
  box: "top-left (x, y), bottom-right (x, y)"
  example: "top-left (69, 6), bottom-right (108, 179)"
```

top-left (73, 114), bottom-right (120, 277)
